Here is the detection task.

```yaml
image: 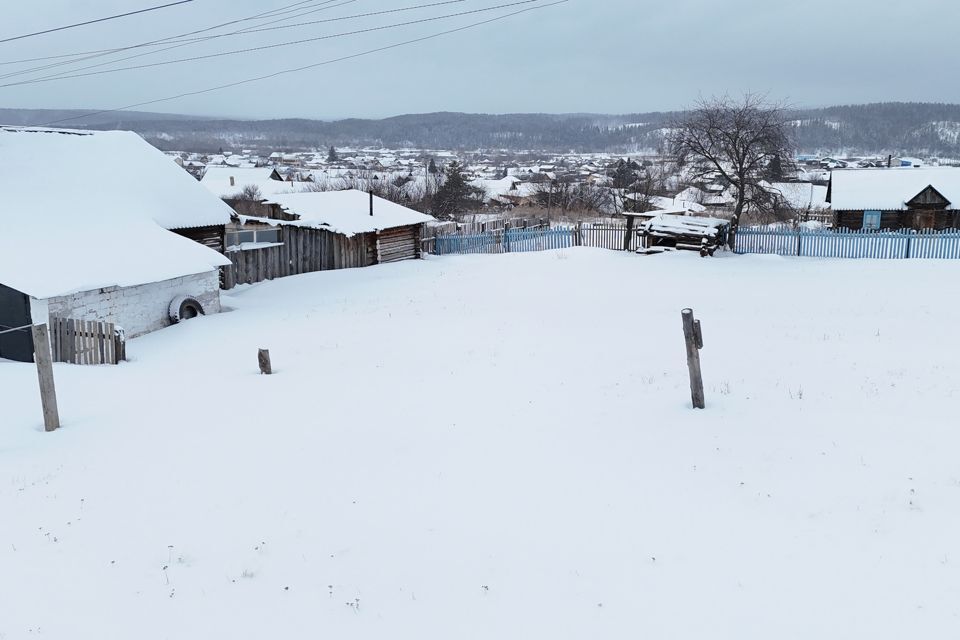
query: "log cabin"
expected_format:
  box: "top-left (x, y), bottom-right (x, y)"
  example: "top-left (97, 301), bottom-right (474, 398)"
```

top-left (828, 167), bottom-right (960, 230)
top-left (218, 189), bottom-right (435, 288)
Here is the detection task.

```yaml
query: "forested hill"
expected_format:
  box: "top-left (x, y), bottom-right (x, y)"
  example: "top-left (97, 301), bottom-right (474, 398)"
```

top-left (3, 102), bottom-right (960, 155)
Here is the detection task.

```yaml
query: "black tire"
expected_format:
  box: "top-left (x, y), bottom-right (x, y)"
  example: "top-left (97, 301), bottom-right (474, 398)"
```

top-left (169, 296), bottom-right (205, 323)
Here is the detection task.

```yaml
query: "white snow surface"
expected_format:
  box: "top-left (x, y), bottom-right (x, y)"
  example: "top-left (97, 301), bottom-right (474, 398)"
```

top-left (830, 166), bottom-right (960, 210)
top-left (0, 127), bottom-right (233, 298)
top-left (642, 213), bottom-right (730, 237)
top-left (2, 249), bottom-right (960, 638)
top-left (0, 127), bottom-right (234, 230)
top-left (770, 182), bottom-right (829, 210)
top-left (265, 190), bottom-right (434, 236)
top-left (200, 166), bottom-right (304, 198)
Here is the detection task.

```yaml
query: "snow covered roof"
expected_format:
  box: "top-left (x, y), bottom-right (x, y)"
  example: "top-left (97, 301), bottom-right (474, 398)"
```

top-left (0, 126), bottom-right (234, 230)
top-left (0, 127), bottom-right (232, 298)
top-left (770, 182), bottom-right (829, 210)
top-left (830, 167), bottom-right (960, 210)
top-left (200, 167), bottom-right (300, 198)
top-left (264, 190), bottom-right (434, 236)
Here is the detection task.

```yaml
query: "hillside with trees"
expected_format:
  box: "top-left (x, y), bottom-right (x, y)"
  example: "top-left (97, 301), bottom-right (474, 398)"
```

top-left (5, 103), bottom-right (960, 156)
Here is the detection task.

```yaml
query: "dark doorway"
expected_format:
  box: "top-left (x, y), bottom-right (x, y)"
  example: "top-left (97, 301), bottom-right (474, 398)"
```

top-left (0, 284), bottom-right (34, 362)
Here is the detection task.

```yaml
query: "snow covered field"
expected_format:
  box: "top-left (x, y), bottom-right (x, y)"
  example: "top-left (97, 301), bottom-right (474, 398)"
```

top-left (2, 248), bottom-right (960, 638)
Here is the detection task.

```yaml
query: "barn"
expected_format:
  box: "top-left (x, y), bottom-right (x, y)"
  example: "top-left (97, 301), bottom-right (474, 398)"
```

top-left (220, 190), bottom-right (434, 288)
top-left (0, 127), bottom-right (234, 362)
top-left (828, 168), bottom-right (960, 230)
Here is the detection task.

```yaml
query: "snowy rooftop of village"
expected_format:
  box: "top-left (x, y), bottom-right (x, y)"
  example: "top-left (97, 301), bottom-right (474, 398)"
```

top-left (200, 166), bottom-right (305, 198)
top-left (263, 189), bottom-right (434, 236)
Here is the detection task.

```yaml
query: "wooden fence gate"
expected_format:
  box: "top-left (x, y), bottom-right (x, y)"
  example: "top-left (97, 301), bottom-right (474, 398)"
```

top-left (49, 317), bottom-right (126, 365)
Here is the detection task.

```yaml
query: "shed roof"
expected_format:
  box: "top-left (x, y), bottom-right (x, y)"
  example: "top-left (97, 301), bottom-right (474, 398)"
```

top-left (830, 167), bottom-right (960, 210)
top-left (0, 127), bottom-right (230, 298)
top-left (200, 166), bottom-right (301, 198)
top-left (264, 190), bottom-right (434, 237)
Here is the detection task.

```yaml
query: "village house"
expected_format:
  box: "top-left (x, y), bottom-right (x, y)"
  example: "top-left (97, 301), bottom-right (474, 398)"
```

top-left (828, 167), bottom-right (960, 230)
top-left (0, 127), bottom-right (233, 362)
top-left (219, 189), bottom-right (435, 288)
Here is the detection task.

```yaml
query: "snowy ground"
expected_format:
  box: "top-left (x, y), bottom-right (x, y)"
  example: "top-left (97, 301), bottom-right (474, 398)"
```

top-left (2, 248), bottom-right (960, 638)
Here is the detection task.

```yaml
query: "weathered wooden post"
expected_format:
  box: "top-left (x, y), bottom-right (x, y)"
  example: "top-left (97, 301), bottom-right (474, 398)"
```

top-left (258, 349), bottom-right (272, 375)
top-left (623, 214), bottom-right (635, 251)
top-left (681, 309), bottom-right (705, 409)
top-left (31, 323), bottom-right (61, 431)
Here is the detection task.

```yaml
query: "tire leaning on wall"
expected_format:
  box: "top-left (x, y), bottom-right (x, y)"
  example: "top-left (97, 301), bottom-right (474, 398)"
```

top-left (169, 296), bottom-right (206, 324)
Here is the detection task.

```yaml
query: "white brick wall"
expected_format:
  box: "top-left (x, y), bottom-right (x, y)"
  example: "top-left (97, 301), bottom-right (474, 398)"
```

top-left (41, 271), bottom-right (222, 338)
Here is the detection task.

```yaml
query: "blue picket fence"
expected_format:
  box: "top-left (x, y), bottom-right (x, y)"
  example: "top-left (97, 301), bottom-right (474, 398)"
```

top-left (434, 227), bottom-right (574, 256)
top-left (735, 227), bottom-right (960, 259)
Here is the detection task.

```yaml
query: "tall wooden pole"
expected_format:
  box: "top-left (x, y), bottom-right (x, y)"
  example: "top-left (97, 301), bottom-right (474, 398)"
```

top-left (31, 323), bottom-right (61, 431)
top-left (681, 309), bottom-right (705, 409)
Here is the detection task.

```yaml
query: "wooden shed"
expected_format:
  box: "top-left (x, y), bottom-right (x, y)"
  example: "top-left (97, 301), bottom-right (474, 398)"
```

top-left (828, 168), bottom-right (960, 230)
top-left (221, 189), bottom-right (434, 288)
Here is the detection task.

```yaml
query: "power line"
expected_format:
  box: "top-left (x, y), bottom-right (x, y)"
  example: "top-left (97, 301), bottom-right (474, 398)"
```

top-left (2, 1), bottom-right (535, 89)
top-left (0, 1), bottom-right (196, 44)
top-left (0, 0), bottom-right (358, 83)
top-left (35, 0), bottom-right (567, 127)
top-left (0, 0), bottom-right (469, 84)
top-left (0, 0), bottom-right (343, 70)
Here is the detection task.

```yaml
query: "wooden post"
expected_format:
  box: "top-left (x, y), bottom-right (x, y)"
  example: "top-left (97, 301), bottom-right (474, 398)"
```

top-left (681, 309), bottom-right (705, 409)
top-left (31, 323), bottom-right (61, 431)
top-left (258, 349), bottom-right (272, 375)
top-left (623, 215), bottom-right (635, 251)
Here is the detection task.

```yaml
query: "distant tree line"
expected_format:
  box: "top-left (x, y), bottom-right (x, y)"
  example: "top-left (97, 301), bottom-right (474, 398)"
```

top-left (19, 102), bottom-right (957, 156)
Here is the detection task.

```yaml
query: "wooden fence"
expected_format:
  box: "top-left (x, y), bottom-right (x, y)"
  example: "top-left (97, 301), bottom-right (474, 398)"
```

top-left (433, 227), bottom-right (573, 255)
top-left (49, 316), bottom-right (125, 365)
top-left (223, 225), bottom-right (376, 289)
top-left (735, 227), bottom-right (960, 259)
top-left (576, 223), bottom-right (642, 251)
top-left (429, 223), bottom-right (645, 256)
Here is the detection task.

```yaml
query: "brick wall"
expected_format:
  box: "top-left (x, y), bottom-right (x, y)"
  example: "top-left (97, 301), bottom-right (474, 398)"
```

top-left (42, 271), bottom-right (221, 338)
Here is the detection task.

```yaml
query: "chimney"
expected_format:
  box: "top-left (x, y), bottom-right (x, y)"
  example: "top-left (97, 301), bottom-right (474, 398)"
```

top-left (887, 155), bottom-right (892, 169)
top-left (229, 176), bottom-right (235, 186)
top-left (369, 190), bottom-right (374, 216)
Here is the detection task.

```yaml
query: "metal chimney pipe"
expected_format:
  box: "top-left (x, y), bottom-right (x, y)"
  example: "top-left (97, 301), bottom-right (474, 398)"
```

top-left (369, 190), bottom-right (374, 216)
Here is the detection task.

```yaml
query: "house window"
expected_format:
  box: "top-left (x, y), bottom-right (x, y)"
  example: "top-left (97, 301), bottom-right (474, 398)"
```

top-left (862, 210), bottom-right (881, 230)
top-left (226, 227), bottom-right (281, 248)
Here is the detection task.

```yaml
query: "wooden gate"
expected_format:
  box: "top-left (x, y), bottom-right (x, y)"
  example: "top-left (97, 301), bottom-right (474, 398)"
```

top-left (49, 317), bottom-right (126, 365)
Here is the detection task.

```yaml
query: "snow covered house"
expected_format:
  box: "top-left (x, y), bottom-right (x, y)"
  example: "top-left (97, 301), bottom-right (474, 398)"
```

top-left (828, 168), bottom-right (960, 230)
top-left (200, 166), bottom-right (288, 199)
top-left (0, 127), bottom-right (233, 362)
top-left (221, 189), bottom-right (435, 288)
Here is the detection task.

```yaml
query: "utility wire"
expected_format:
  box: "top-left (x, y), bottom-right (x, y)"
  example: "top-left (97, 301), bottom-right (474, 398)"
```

top-left (0, 0), bottom-right (343, 70)
top-left (0, 1), bottom-right (196, 44)
top-left (0, 0), bottom-right (469, 84)
top-left (0, 0), bottom-right (359, 83)
top-left (2, 1), bottom-right (534, 88)
top-left (35, 0), bottom-right (566, 127)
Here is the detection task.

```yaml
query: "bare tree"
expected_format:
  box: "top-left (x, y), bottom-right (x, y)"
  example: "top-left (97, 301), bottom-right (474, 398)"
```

top-left (668, 94), bottom-right (794, 235)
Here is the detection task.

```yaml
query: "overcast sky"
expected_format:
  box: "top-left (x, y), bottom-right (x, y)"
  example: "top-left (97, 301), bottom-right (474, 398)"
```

top-left (0, 0), bottom-right (957, 120)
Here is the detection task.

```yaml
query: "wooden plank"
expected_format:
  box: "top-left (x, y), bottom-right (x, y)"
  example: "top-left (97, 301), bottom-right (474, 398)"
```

top-left (682, 309), bottom-right (705, 409)
top-left (31, 324), bottom-right (60, 431)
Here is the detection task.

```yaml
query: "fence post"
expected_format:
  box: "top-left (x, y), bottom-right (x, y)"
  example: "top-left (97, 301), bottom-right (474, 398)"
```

top-left (681, 309), bottom-right (705, 410)
top-left (623, 215), bottom-right (635, 251)
top-left (797, 229), bottom-right (802, 256)
top-left (905, 231), bottom-right (912, 259)
top-left (258, 349), bottom-right (273, 375)
top-left (31, 323), bottom-right (61, 432)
